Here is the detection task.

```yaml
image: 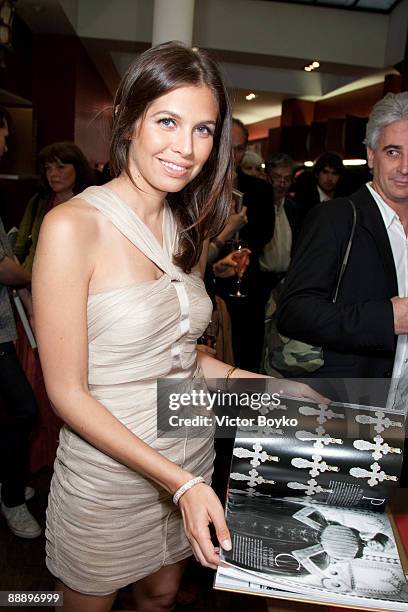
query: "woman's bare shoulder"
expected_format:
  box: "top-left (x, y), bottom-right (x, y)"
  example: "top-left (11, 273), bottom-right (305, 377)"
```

top-left (40, 196), bottom-right (103, 243)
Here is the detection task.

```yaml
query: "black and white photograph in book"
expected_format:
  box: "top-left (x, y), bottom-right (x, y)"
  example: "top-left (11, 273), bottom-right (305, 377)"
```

top-left (227, 396), bottom-right (404, 510)
top-left (215, 394), bottom-right (408, 610)
top-left (218, 493), bottom-right (408, 608)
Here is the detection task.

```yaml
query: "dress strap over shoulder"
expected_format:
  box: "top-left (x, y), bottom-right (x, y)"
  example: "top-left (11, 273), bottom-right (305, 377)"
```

top-left (79, 185), bottom-right (183, 281)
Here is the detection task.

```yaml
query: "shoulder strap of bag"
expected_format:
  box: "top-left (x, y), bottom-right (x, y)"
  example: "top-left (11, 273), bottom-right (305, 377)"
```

top-left (332, 199), bottom-right (357, 304)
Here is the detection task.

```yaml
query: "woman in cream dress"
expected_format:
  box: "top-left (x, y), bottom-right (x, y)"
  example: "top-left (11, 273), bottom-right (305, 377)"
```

top-left (33, 42), bottom-right (321, 612)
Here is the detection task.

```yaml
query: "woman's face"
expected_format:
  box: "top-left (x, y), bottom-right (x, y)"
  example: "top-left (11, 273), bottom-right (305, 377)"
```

top-left (241, 162), bottom-right (259, 177)
top-left (127, 84), bottom-right (218, 196)
top-left (45, 159), bottom-right (76, 195)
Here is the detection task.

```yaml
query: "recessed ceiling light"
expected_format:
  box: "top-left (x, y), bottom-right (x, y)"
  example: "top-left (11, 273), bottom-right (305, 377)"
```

top-left (312, 61), bottom-right (320, 68)
top-left (343, 159), bottom-right (367, 166)
top-left (245, 92), bottom-right (257, 101)
top-left (304, 66), bottom-right (312, 72)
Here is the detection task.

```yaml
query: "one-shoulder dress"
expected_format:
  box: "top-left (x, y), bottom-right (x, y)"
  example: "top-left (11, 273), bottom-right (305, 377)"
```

top-left (45, 186), bottom-right (214, 595)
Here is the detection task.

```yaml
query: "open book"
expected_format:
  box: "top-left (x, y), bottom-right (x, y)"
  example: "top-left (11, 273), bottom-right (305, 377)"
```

top-left (215, 395), bottom-right (408, 611)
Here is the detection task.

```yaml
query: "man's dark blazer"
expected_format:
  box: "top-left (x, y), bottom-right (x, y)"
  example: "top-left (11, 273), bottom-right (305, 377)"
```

top-left (276, 184), bottom-right (398, 380)
top-left (236, 168), bottom-right (275, 259)
top-left (283, 196), bottom-right (300, 251)
top-left (216, 170), bottom-right (275, 372)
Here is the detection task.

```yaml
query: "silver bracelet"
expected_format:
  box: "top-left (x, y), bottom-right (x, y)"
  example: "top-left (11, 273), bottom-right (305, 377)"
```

top-left (172, 476), bottom-right (205, 506)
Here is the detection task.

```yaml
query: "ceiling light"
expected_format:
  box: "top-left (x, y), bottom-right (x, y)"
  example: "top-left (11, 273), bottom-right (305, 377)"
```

top-left (304, 66), bottom-right (312, 72)
top-left (343, 159), bottom-right (367, 166)
top-left (304, 161), bottom-right (314, 167)
top-left (312, 61), bottom-right (320, 68)
top-left (245, 92), bottom-right (257, 101)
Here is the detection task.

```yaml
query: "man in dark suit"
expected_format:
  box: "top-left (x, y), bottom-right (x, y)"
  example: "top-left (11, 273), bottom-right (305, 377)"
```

top-left (216, 118), bottom-right (275, 371)
top-left (276, 92), bottom-right (408, 387)
top-left (295, 152), bottom-right (345, 225)
top-left (232, 119), bottom-right (275, 264)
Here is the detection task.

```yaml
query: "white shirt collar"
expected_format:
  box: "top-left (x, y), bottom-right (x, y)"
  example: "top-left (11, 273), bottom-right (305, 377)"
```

top-left (317, 185), bottom-right (331, 202)
top-left (366, 182), bottom-right (399, 230)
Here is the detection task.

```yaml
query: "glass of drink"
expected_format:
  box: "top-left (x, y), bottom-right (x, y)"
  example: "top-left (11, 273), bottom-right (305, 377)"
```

top-left (228, 239), bottom-right (249, 298)
top-left (198, 316), bottom-right (219, 349)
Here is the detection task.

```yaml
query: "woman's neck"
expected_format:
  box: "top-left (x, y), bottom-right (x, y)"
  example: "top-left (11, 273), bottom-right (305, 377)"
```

top-left (54, 190), bottom-right (74, 205)
top-left (109, 173), bottom-right (166, 224)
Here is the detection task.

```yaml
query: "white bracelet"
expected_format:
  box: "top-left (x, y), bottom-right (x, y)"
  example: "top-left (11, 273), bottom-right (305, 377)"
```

top-left (172, 476), bottom-right (205, 506)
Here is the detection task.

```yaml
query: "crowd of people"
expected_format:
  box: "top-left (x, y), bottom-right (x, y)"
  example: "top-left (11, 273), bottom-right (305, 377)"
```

top-left (0, 39), bottom-right (407, 612)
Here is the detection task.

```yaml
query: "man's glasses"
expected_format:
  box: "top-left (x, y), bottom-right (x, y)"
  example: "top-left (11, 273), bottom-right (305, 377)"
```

top-left (269, 173), bottom-right (292, 184)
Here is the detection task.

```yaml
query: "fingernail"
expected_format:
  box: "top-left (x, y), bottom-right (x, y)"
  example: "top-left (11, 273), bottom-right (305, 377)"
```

top-left (222, 539), bottom-right (232, 551)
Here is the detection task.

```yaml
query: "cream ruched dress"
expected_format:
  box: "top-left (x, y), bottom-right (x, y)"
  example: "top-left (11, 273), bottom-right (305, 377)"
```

top-left (45, 186), bottom-right (214, 596)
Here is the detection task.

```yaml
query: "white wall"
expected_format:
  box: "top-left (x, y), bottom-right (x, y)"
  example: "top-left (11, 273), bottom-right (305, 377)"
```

top-left (385, 0), bottom-right (408, 66)
top-left (63, 0), bottom-right (396, 70)
top-left (193, 0), bottom-right (388, 68)
top-left (77, 0), bottom-right (153, 42)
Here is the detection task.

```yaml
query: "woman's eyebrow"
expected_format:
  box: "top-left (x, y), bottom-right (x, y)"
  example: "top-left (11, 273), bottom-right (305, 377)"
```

top-left (151, 110), bottom-right (216, 125)
top-left (151, 110), bottom-right (181, 119)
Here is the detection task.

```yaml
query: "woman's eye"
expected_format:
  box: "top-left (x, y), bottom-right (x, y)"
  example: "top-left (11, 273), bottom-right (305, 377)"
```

top-left (196, 125), bottom-right (213, 137)
top-left (158, 117), bottom-right (176, 128)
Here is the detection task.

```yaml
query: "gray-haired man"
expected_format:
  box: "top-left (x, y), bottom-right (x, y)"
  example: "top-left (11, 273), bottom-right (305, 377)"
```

top-left (277, 92), bottom-right (408, 389)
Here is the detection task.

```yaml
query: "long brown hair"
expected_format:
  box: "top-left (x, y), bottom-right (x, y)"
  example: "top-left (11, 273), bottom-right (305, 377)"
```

top-left (110, 41), bottom-right (232, 273)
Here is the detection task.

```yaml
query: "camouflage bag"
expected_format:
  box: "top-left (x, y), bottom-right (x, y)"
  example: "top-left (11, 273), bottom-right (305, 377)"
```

top-left (262, 199), bottom-right (357, 377)
top-left (262, 293), bottom-right (323, 377)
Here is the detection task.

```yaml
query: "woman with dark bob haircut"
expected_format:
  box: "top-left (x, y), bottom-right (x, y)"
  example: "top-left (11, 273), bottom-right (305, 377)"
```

top-left (15, 141), bottom-right (96, 272)
top-left (32, 41), bottom-right (321, 611)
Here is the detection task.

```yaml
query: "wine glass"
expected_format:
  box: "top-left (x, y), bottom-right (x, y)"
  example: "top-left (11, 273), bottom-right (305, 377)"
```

top-left (227, 239), bottom-right (249, 298)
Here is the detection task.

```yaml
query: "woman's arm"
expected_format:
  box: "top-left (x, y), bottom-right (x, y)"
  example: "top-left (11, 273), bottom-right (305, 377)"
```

top-left (196, 350), bottom-right (328, 402)
top-left (32, 203), bottom-right (230, 568)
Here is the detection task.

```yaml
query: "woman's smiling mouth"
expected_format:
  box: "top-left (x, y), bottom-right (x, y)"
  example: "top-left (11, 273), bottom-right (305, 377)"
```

top-left (159, 159), bottom-right (191, 175)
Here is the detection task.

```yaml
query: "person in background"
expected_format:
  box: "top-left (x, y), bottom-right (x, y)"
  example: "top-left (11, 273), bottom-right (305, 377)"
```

top-left (259, 153), bottom-right (299, 376)
top-left (207, 204), bottom-right (247, 264)
top-left (13, 142), bottom-right (96, 474)
top-left (260, 153), bottom-right (299, 290)
top-left (276, 92), bottom-right (408, 441)
top-left (0, 105), bottom-right (41, 539)
top-left (15, 142), bottom-right (96, 272)
top-left (241, 149), bottom-right (265, 180)
top-left (295, 151), bottom-right (344, 224)
top-left (314, 152), bottom-right (344, 202)
top-left (217, 118), bottom-right (275, 371)
top-left (232, 118), bottom-right (275, 260)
